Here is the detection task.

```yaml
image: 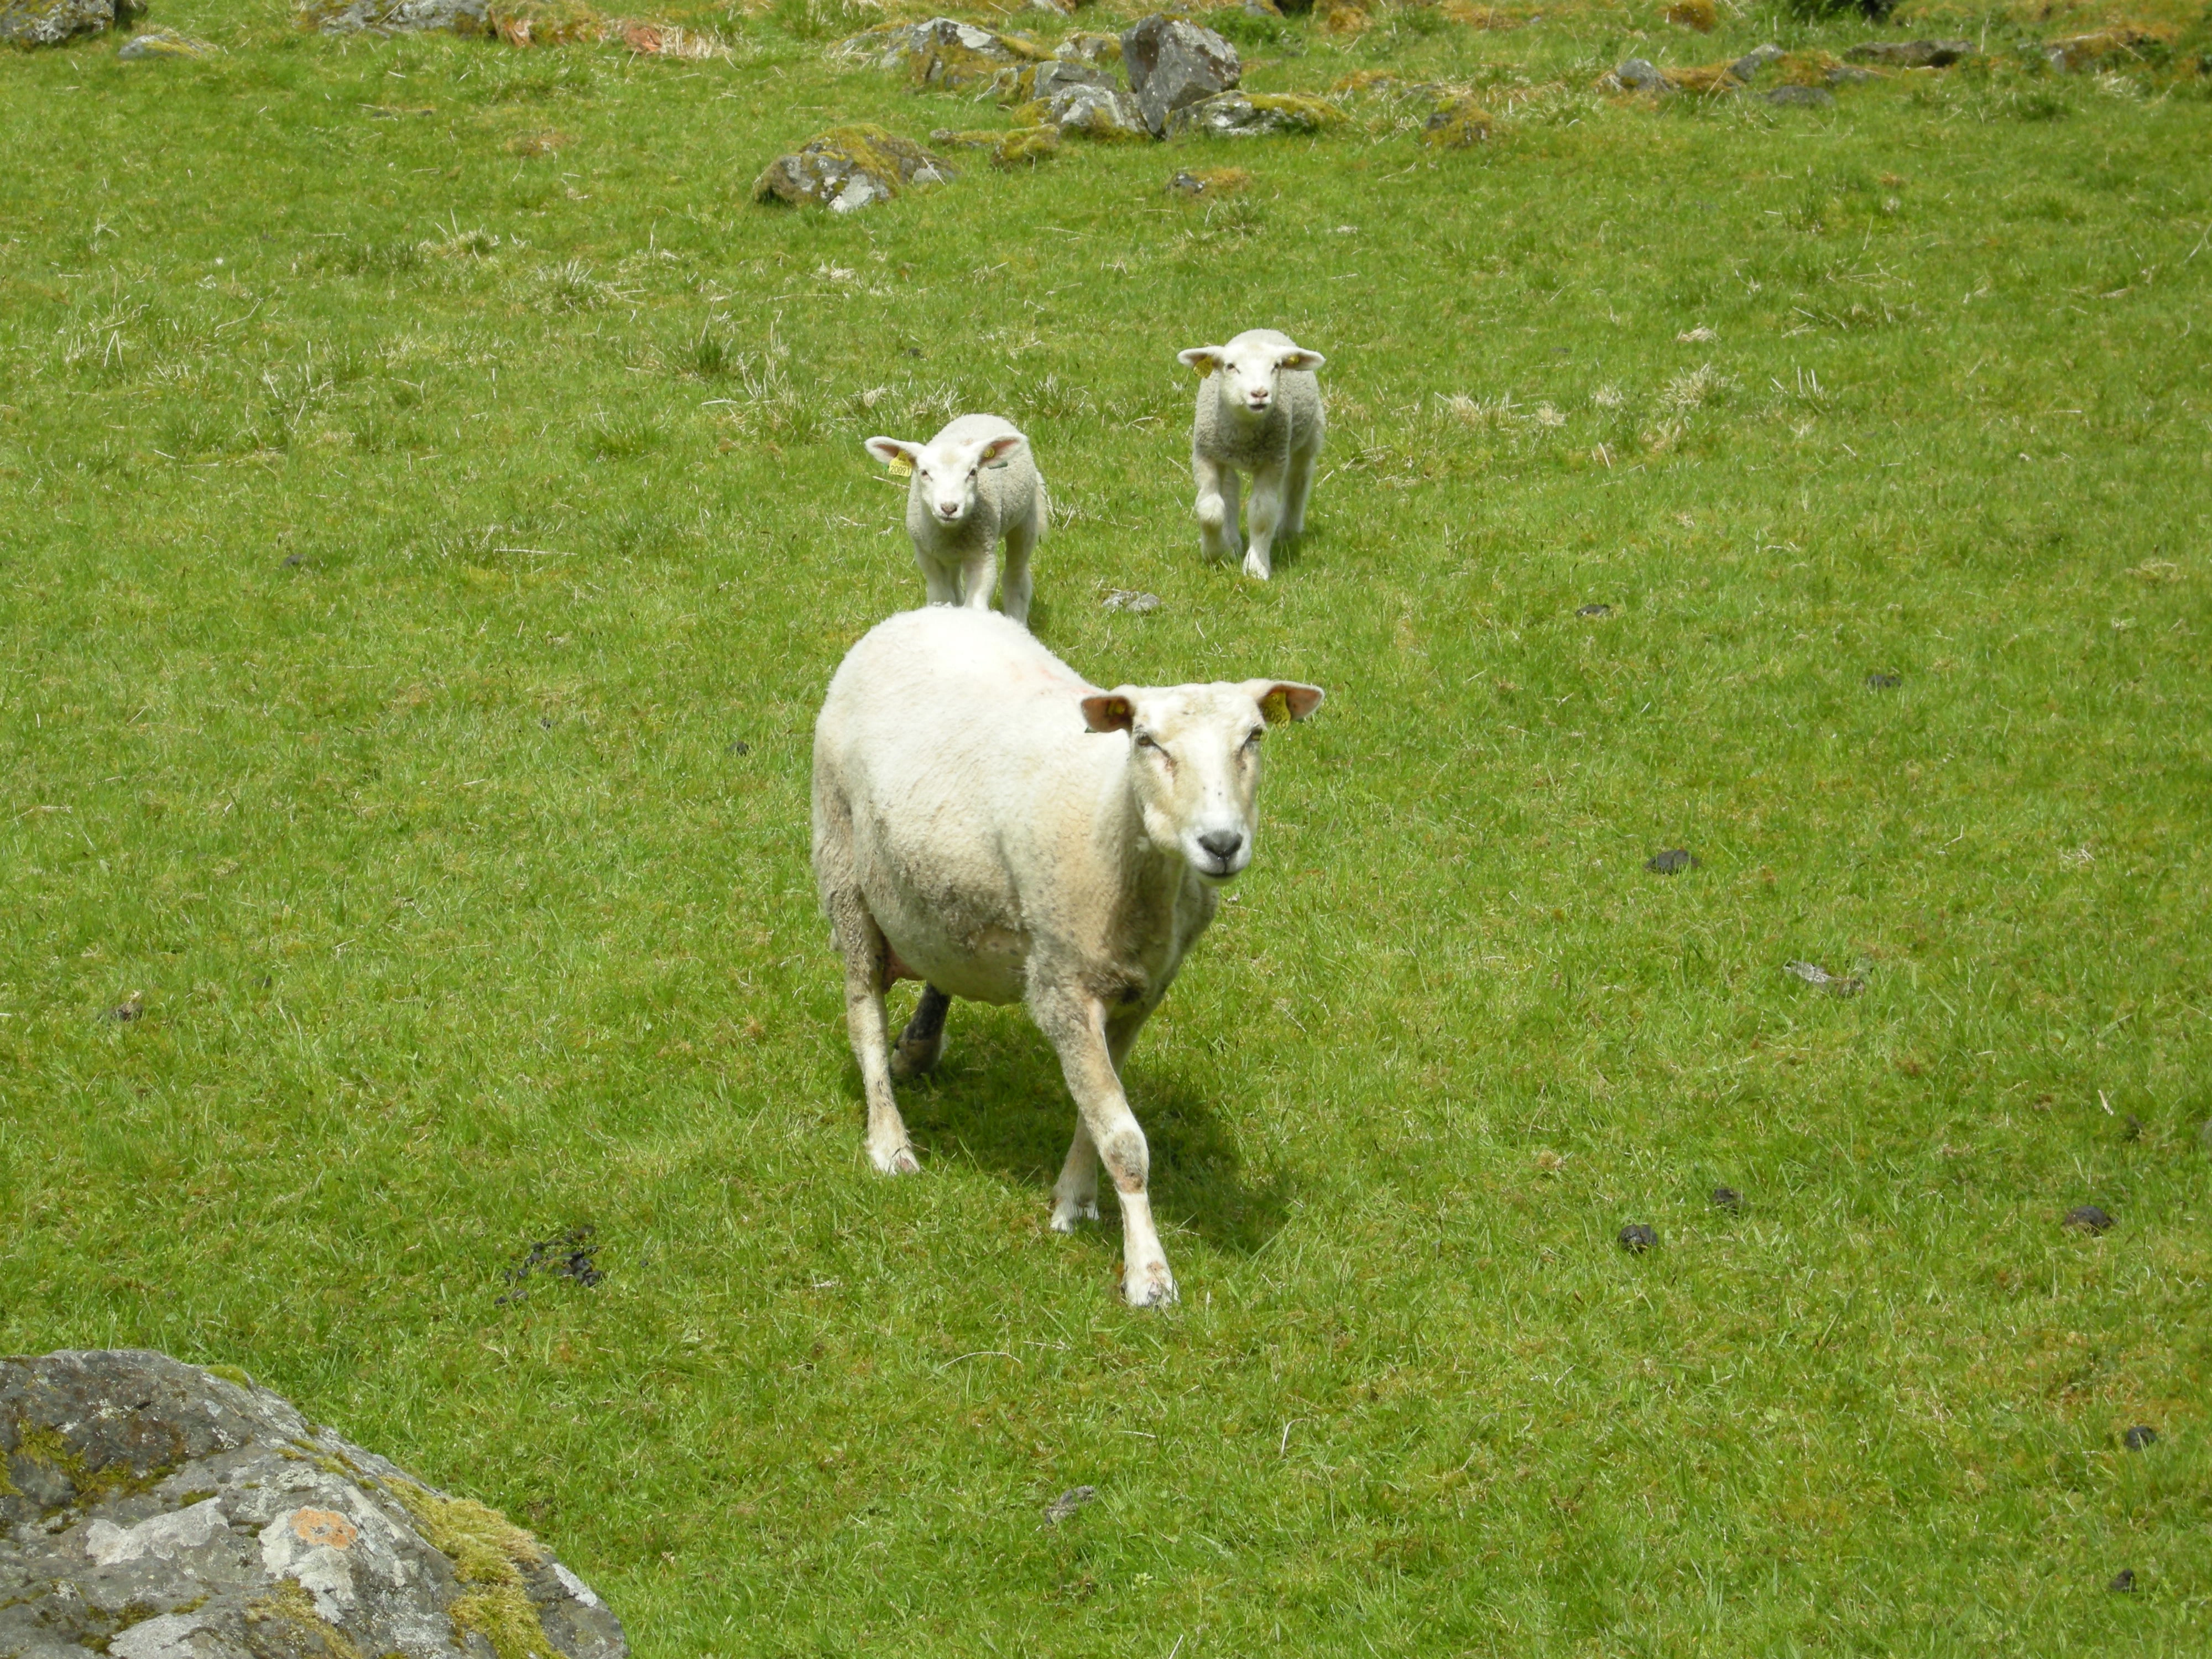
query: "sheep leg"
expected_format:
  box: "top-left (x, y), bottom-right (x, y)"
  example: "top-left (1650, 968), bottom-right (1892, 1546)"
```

top-left (890, 983), bottom-right (951, 1080)
top-left (1048, 1004), bottom-right (1150, 1231)
top-left (1034, 989), bottom-right (1174, 1306)
top-left (1242, 470), bottom-right (1284, 581)
top-left (998, 520), bottom-right (1037, 628)
top-left (956, 546), bottom-right (999, 612)
top-left (1193, 455), bottom-right (1241, 564)
top-left (917, 550), bottom-right (961, 607)
top-left (828, 892), bottom-right (920, 1176)
top-left (1282, 442), bottom-right (1318, 538)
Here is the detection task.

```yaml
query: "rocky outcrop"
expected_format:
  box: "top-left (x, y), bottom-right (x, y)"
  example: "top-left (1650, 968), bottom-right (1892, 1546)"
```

top-left (1167, 90), bottom-right (1342, 138)
top-left (1842, 39), bottom-right (1973, 68)
top-left (1120, 16), bottom-right (1240, 137)
top-left (296, 0), bottom-right (489, 34)
top-left (752, 124), bottom-right (955, 213)
top-left (0, 1349), bottom-right (624, 1659)
top-left (0, 0), bottom-right (138, 48)
top-left (834, 17), bottom-right (1046, 89)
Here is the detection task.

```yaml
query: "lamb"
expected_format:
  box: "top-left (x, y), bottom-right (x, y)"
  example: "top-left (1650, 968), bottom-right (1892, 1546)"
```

top-left (1177, 328), bottom-right (1326, 581)
top-left (863, 415), bottom-right (1047, 626)
top-left (811, 606), bottom-right (1324, 1306)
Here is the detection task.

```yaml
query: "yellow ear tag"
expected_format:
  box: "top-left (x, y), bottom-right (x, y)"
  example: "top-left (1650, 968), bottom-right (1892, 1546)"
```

top-left (886, 453), bottom-right (913, 477)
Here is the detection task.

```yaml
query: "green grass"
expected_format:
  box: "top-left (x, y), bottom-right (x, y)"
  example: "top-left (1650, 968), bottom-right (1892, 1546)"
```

top-left (4, 2), bottom-right (2211, 1653)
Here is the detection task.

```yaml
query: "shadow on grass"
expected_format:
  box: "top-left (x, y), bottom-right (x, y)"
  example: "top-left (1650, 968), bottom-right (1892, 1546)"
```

top-left (862, 991), bottom-right (1293, 1256)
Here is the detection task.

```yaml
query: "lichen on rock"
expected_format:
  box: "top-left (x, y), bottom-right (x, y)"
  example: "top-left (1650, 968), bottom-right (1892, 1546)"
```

top-left (295, 0), bottom-right (491, 35)
top-left (1, 0), bottom-right (137, 49)
top-left (0, 1349), bottom-right (624, 1659)
top-left (752, 124), bottom-right (957, 212)
top-left (1167, 90), bottom-right (1342, 138)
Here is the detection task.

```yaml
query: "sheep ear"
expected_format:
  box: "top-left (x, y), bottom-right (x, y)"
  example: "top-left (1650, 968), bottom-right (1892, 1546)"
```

top-left (864, 436), bottom-right (917, 469)
top-left (1241, 680), bottom-right (1326, 724)
top-left (1177, 347), bottom-right (1224, 374)
top-left (1080, 692), bottom-right (1137, 733)
top-left (1277, 349), bottom-right (1325, 373)
top-left (977, 433), bottom-right (1026, 465)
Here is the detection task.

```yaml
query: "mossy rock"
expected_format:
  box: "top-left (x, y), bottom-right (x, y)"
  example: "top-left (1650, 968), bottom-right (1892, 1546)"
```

top-left (753, 123), bottom-right (956, 213)
top-left (1, 0), bottom-right (129, 47)
top-left (1247, 92), bottom-right (1345, 129)
top-left (993, 124), bottom-right (1061, 166)
top-left (488, 0), bottom-right (605, 46)
top-left (1171, 90), bottom-right (1343, 138)
top-left (1420, 94), bottom-right (1491, 148)
top-left (118, 25), bottom-right (223, 59)
top-left (296, 0), bottom-right (491, 35)
top-left (1313, 0), bottom-right (1369, 36)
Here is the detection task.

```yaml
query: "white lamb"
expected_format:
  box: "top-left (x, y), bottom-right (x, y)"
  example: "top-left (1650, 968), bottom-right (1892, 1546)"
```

top-left (1177, 329), bottom-right (1326, 581)
top-left (811, 606), bottom-right (1324, 1306)
top-left (863, 415), bottom-right (1047, 625)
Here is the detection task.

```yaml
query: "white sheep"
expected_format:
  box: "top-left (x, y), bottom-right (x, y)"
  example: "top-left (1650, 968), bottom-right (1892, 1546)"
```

top-left (863, 415), bottom-right (1047, 625)
top-left (811, 606), bottom-right (1324, 1306)
top-left (1177, 329), bottom-right (1326, 581)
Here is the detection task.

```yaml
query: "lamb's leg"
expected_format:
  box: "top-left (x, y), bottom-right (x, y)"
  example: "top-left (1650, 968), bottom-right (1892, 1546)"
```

top-left (1242, 469), bottom-right (1284, 581)
top-left (1282, 442), bottom-right (1319, 538)
top-left (957, 546), bottom-right (999, 612)
top-left (890, 983), bottom-right (951, 1079)
top-left (917, 549), bottom-right (961, 607)
top-left (828, 890), bottom-right (920, 1175)
top-left (1050, 1121), bottom-right (1098, 1232)
top-left (1034, 988), bottom-right (1174, 1305)
top-left (1193, 455), bottom-right (1241, 564)
top-left (998, 520), bottom-right (1037, 627)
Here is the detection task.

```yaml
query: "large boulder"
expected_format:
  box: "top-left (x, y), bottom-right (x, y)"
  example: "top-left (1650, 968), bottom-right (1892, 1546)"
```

top-left (295, 0), bottom-right (488, 34)
top-left (1045, 81), bottom-right (1146, 139)
top-left (753, 124), bottom-right (956, 213)
top-left (1120, 15), bottom-right (1240, 137)
top-left (0, 0), bottom-right (138, 48)
top-left (0, 1349), bottom-right (625, 1659)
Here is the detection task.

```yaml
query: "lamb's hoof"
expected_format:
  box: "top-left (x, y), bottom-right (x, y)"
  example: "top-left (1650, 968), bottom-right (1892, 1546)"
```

top-left (1241, 551), bottom-right (1272, 581)
top-left (870, 1142), bottom-right (921, 1176)
top-left (1050, 1196), bottom-right (1100, 1233)
top-left (1123, 1261), bottom-right (1178, 1307)
top-left (889, 1041), bottom-right (938, 1081)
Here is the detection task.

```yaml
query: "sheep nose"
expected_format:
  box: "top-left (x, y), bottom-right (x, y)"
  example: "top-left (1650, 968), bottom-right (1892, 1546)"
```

top-left (1198, 830), bottom-right (1244, 862)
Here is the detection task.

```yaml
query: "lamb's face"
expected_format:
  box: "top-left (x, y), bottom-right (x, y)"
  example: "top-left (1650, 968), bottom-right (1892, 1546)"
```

top-left (864, 432), bottom-right (1026, 528)
top-left (1082, 680), bottom-right (1327, 883)
top-left (1178, 340), bottom-right (1326, 420)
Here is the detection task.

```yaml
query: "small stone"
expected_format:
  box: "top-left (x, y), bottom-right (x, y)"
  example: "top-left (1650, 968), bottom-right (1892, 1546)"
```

top-left (2122, 1425), bottom-right (2157, 1451)
top-left (283, 553), bottom-right (305, 567)
top-left (2063, 1204), bottom-right (2114, 1235)
top-left (1866, 671), bottom-right (1901, 688)
top-left (118, 25), bottom-right (221, 60)
top-left (1044, 1485), bottom-right (1098, 1524)
top-left (2109, 1568), bottom-right (2136, 1593)
top-left (1575, 602), bottom-right (1613, 618)
top-left (1420, 95), bottom-right (1491, 149)
top-left (1645, 848), bottom-right (1697, 875)
top-left (1613, 58), bottom-right (1670, 93)
top-left (1765, 85), bottom-right (1834, 109)
top-left (1663, 0), bottom-right (1715, 31)
top-left (1729, 43), bottom-right (1785, 81)
top-left (1825, 65), bottom-right (1878, 86)
top-left (1618, 1223), bottom-right (1658, 1253)
top-left (1710, 1186), bottom-right (1741, 1211)
top-left (2198, 1118), bottom-right (2212, 1153)
top-left (105, 999), bottom-right (143, 1022)
top-left (1168, 167), bottom-right (1249, 197)
top-left (728, 739), bottom-right (750, 755)
top-left (1102, 589), bottom-right (1161, 613)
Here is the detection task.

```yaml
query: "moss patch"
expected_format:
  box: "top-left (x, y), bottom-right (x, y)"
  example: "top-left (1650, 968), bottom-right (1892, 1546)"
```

top-left (389, 1481), bottom-right (556, 1659)
top-left (8, 1421), bottom-right (178, 1506)
top-left (1421, 95), bottom-right (1493, 147)
top-left (244, 1580), bottom-right (362, 1659)
top-left (1248, 93), bottom-right (1348, 131)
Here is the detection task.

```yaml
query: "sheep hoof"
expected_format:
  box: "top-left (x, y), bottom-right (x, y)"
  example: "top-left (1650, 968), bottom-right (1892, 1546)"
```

top-left (872, 1142), bottom-right (921, 1176)
top-left (1124, 1261), bottom-right (1178, 1307)
top-left (889, 1040), bottom-right (938, 1080)
top-left (1241, 551), bottom-right (1272, 581)
top-left (1050, 1195), bottom-right (1099, 1233)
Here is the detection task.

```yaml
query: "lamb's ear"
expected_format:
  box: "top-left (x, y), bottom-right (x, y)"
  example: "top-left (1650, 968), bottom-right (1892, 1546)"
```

top-left (1276, 348), bottom-right (1326, 373)
top-left (1240, 680), bottom-right (1326, 724)
top-left (864, 436), bottom-right (918, 468)
top-left (1080, 691), bottom-right (1138, 733)
top-left (977, 432), bottom-right (1027, 465)
top-left (1177, 347), bottom-right (1225, 375)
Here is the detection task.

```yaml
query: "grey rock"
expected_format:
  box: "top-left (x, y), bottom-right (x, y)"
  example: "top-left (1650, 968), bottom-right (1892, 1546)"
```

top-left (0, 0), bottom-right (126, 48)
top-left (1121, 15), bottom-right (1241, 137)
top-left (1729, 43), bottom-right (1785, 81)
top-left (1765, 84), bottom-right (1834, 108)
top-left (752, 128), bottom-right (956, 214)
top-left (1825, 64), bottom-right (1877, 85)
top-left (1031, 59), bottom-right (1115, 103)
top-left (832, 16), bottom-right (1030, 80)
top-left (1100, 589), bottom-right (1161, 613)
top-left (0, 1350), bottom-right (624, 1659)
top-left (295, 0), bottom-right (488, 35)
top-left (1043, 1485), bottom-right (1099, 1522)
top-left (1053, 30), bottom-right (1121, 67)
top-left (1046, 83), bottom-right (1146, 139)
top-left (118, 25), bottom-right (220, 59)
top-left (1167, 91), bottom-right (1336, 138)
top-left (1843, 39), bottom-right (1974, 69)
top-left (1614, 57), bottom-right (1671, 92)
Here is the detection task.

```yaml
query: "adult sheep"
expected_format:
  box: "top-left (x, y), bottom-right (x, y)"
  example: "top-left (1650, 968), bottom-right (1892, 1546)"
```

top-left (1178, 328), bottom-right (1326, 581)
top-left (863, 415), bottom-right (1046, 625)
top-left (811, 607), bottom-right (1324, 1306)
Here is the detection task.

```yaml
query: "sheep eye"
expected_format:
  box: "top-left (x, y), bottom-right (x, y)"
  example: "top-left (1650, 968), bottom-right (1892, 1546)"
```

top-left (1134, 733), bottom-right (1158, 751)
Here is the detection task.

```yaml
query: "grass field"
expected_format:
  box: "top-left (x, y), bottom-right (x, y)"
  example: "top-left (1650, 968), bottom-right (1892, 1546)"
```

top-left (4, 1), bottom-right (2211, 1652)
